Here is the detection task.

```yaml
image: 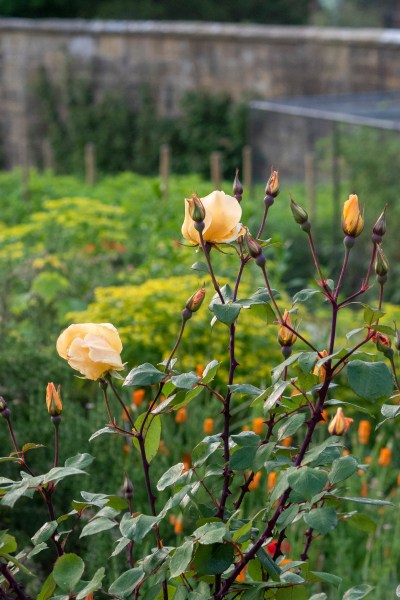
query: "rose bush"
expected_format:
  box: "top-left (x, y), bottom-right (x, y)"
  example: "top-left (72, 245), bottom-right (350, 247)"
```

top-left (56, 322), bottom-right (124, 380)
top-left (181, 190), bottom-right (244, 244)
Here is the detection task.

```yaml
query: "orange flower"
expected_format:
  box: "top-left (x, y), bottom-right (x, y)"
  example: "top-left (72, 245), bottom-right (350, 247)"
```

top-left (278, 310), bottom-right (297, 347)
top-left (267, 471), bottom-right (277, 492)
top-left (169, 514), bottom-right (176, 526)
top-left (358, 420), bottom-right (371, 445)
top-left (123, 444), bottom-right (131, 454)
top-left (182, 453), bottom-right (191, 472)
top-left (204, 418), bottom-right (214, 435)
top-left (342, 449), bottom-right (350, 456)
top-left (248, 471), bottom-right (262, 491)
top-left (196, 363), bottom-right (204, 377)
top-left (378, 447), bottom-right (392, 467)
top-left (235, 566), bottom-right (247, 583)
top-left (132, 389), bottom-right (145, 407)
top-left (320, 409), bottom-right (328, 424)
top-left (174, 515), bottom-right (183, 535)
top-left (328, 407), bottom-right (353, 436)
top-left (313, 350), bottom-right (329, 382)
top-left (175, 407), bottom-right (188, 424)
top-left (342, 194), bottom-right (364, 237)
top-left (281, 436), bottom-right (292, 448)
top-left (365, 455), bottom-right (372, 464)
top-left (360, 481), bottom-right (368, 497)
top-left (397, 473), bottom-right (400, 486)
top-left (46, 382), bottom-right (63, 417)
top-left (252, 417), bottom-right (264, 435)
top-left (242, 425), bottom-right (250, 431)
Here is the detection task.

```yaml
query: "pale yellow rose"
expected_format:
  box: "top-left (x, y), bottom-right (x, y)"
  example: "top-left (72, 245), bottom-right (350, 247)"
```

top-left (56, 323), bottom-right (123, 380)
top-left (181, 190), bottom-right (243, 245)
top-left (342, 194), bottom-right (363, 237)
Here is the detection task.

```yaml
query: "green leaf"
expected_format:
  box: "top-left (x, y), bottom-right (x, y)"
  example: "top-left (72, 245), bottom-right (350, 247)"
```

top-left (123, 363), bottom-right (165, 387)
top-left (27, 542), bottom-right (48, 558)
top-left (201, 360), bottom-right (221, 384)
top-left (381, 404), bottom-right (400, 419)
top-left (276, 504), bottom-right (299, 531)
top-left (193, 522), bottom-right (226, 545)
top-left (212, 303), bottom-right (241, 325)
top-left (37, 573), bottom-right (56, 600)
top-left (231, 431), bottom-right (260, 447)
top-left (171, 372), bottom-right (200, 390)
top-left (277, 413), bottom-right (306, 441)
top-left (363, 304), bottom-right (385, 326)
top-left (288, 468), bottom-right (328, 500)
top-left (191, 261), bottom-right (209, 273)
top-left (329, 455), bottom-right (358, 485)
top-left (229, 384), bottom-right (262, 395)
top-left (259, 381), bottom-right (288, 412)
top-left (0, 533), bottom-right (17, 554)
top-left (232, 520), bottom-right (253, 542)
top-left (298, 352), bottom-right (318, 373)
top-left (193, 543), bottom-right (234, 575)
top-left (345, 513), bottom-right (376, 534)
top-left (80, 517), bottom-right (117, 538)
top-left (21, 442), bottom-right (45, 453)
top-left (309, 571), bottom-right (342, 587)
top-left (108, 567), bottom-right (145, 598)
top-left (369, 324), bottom-right (395, 336)
top-left (133, 413), bottom-right (161, 463)
top-left (230, 446), bottom-right (257, 471)
top-left (192, 438), bottom-right (220, 467)
top-left (308, 595), bottom-right (328, 600)
top-left (42, 467), bottom-right (86, 485)
top-left (65, 453), bottom-right (95, 470)
top-left (272, 353), bottom-right (302, 384)
top-left (76, 568), bottom-right (106, 600)
top-left (254, 443), bottom-right (275, 470)
top-left (53, 553), bottom-right (85, 593)
top-left (256, 548), bottom-right (281, 581)
top-left (325, 399), bottom-right (373, 416)
top-left (120, 513), bottom-right (161, 542)
top-left (293, 288), bottom-right (321, 303)
top-left (89, 426), bottom-right (117, 442)
top-left (169, 541), bottom-right (194, 578)
top-left (1, 482), bottom-right (30, 507)
top-left (32, 521), bottom-right (58, 545)
top-left (339, 496), bottom-right (393, 507)
top-left (157, 463), bottom-right (184, 491)
top-left (347, 360), bottom-right (393, 401)
top-left (342, 585), bottom-right (374, 600)
top-left (304, 507), bottom-right (338, 534)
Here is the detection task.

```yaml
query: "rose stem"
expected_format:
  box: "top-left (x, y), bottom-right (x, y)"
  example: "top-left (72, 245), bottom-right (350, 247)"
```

top-left (306, 231), bottom-right (332, 297)
top-left (107, 376), bottom-right (136, 431)
top-left (0, 564), bottom-right (32, 600)
top-left (53, 420), bottom-right (60, 469)
top-left (100, 379), bottom-right (113, 423)
top-left (164, 316), bottom-right (187, 372)
top-left (198, 231), bottom-right (224, 304)
top-left (257, 196), bottom-right (274, 239)
top-left (338, 242), bottom-right (376, 308)
top-left (334, 245), bottom-right (350, 301)
top-left (389, 355), bottom-right (400, 391)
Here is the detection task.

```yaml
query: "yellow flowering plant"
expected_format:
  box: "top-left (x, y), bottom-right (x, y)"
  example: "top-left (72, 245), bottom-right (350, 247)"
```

top-left (1, 169), bottom-right (400, 600)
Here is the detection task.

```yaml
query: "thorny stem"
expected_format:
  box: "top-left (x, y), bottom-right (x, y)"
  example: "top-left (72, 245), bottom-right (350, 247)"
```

top-left (164, 316), bottom-right (186, 372)
top-left (199, 231), bottom-right (225, 304)
top-left (0, 564), bottom-right (32, 600)
top-left (300, 527), bottom-right (314, 561)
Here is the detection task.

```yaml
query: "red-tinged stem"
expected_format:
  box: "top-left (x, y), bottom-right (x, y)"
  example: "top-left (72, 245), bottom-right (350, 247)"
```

top-left (107, 376), bottom-right (136, 431)
top-left (334, 245), bottom-right (350, 301)
top-left (333, 331), bottom-right (374, 374)
top-left (193, 468), bottom-right (219, 508)
top-left (306, 231), bottom-right (332, 298)
top-left (257, 196), bottom-right (274, 239)
top-left (300, 527), bottom-right (314, 561)
top-left (53, 422), bottom-right (60, 469)
top-left (389, 356), bottom-right (400, 391)
top-left (199, 232), bottom-right (224, 304)
top-left (100, 379), bottom-right (114, 424)
top-left (338, 243), bottom-right (376, 308)
top-left (164, 316), bottom-right (186, 372)
top-left (0, 564), bottom-right (31, 600)
top-left (378, 283), bottom-right (384, 311)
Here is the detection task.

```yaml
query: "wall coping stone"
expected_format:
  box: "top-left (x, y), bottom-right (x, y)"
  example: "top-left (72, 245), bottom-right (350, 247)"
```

top-left (1, 18), bottom-right (400, 47)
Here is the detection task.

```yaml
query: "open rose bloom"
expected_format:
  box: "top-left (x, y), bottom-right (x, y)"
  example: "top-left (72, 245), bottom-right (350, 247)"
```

top-left (181, 190), bottom-right (244, 245)
top-left (57, 323), bottom-right (124, 380)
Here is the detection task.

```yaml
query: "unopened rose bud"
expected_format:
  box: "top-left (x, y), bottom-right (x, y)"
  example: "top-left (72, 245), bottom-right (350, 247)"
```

top-left (328, 407), bottom-right (353, 436)
top-left (372, 205), bottom-right (387, 242)
top-left (124, 475), bottom-right (134, 500)
top-left (186, 194), bottom-right (206, 223)
top-left (278, 310), bottom-right (297, 348)
top-left (266, 170), bottom-right (279, 198)
top-left (46, 383), bottom-right (63, 417)
top-left (0, 397), bottom-right (10, 418)
top-left (185, 287), bottom-right (206, 313)
top-left (245, 231), bottom-right (263, 259)
top-left (233, 169), bottom-right (243, 202)
top-left (290, 197), bottom-right (309, 226)
top-left (372, 331), bottom-right (393, 359)
top-left (342, 194), bottom-right (364, 239)
top-left (375, 245), bottom-right (388, 282)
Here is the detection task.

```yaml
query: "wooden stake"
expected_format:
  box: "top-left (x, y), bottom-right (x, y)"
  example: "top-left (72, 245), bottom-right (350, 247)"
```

top-left (242, 145), bottom-right (252, 194)
top-left (159, 144), bottom-right (170, 200)
top-left (85, 143), bottom-right (96, 186)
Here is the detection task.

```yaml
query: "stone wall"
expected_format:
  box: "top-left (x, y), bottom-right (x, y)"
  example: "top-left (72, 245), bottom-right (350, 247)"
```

top-left (1, 19), bottom-right (400, 168)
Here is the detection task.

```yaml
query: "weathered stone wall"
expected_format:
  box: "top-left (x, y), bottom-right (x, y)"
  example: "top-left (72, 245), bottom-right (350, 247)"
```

top-left (1, 19), bottom-right (400, 168)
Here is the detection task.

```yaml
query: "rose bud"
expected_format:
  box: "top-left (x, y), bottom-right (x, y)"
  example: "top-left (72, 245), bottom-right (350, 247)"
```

top-left (233, 169), bottom-right (243, 202)
top-left (123, 475), bottom-right (134, 500)
top-left (375, 244), bottom-right (388, 283)
top-left (186, 287), bottom-right (206, 313)
top-left (186, 194), bottom-right (206, 223)
top-left (266, 170), bottom-right (280, 198)
top-left (328, 407), bottom-right (353, 436)
top-left (372, 205), bottom-right (387, 242)
top-left (278, 310), bottom-right (297, 351)
top-left (244, 230), bottom-right (263, 259)
top-left (290, 197), bottom-right (309, 227)
top-left (342, 194), bottom-right (364, 239)
top-left (46, 382), bottom-right (63, 417)
top-left (0, 397), bottom-right (10, 418)
top-left (372, 331), bottom-right (393, 359)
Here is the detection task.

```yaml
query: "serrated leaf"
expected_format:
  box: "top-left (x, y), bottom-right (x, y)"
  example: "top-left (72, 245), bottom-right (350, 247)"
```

top-left (304, 507), bottom-right (338, 534)
top-left (109, 567), bottom-right (145, 598)
top-left (53, 553), bottom-right (85, 593)
top-left (123, 363), bottom-right (164, 387)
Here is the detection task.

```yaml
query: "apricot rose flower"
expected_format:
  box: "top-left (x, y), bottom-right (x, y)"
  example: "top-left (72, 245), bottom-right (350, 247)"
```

top-left (181, 190), bottom-right (244, 245)
top-left (56, 323), bottom-right (124, 380)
